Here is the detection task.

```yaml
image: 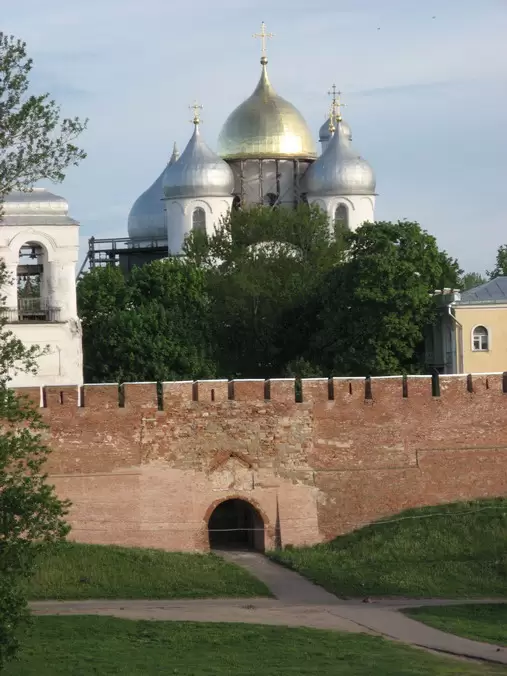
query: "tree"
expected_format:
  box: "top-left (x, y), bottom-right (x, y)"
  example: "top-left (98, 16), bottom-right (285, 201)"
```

top-left (78, 259), bottom-right (217, 383)
top-left (290, 221), bottom-right (461, 376)
top-left (0, 32), bottom-right (87, 203)
top-left (0, 261), bottom-right (69, 670)
top-left (460, 272), bottom-right (486, 290)
top-left (0, 31), bottom-right (85, 668)
top-left (487, 244), bottom-right (507, 280)
top-left (184, 204), bottom-right (345, 377)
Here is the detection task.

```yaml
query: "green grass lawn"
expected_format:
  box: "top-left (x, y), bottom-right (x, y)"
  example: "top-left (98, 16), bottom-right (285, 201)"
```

top-left (269, 497), bottom-right (507, 598)
top-left (24, 542), bottom-right (269, 600)
top-left (4, 616), bottom-right (505, 675)
top-left (405, 604), bottom-right (507, 647)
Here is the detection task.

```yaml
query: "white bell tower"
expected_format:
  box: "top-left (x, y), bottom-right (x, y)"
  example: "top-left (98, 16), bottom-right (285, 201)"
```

top-left (0, 188), bottom-right (83, 387)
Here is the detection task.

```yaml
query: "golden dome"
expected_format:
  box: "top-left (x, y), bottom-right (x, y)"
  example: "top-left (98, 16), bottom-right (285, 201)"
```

top-left (217, 62), bottom-right (317, 161)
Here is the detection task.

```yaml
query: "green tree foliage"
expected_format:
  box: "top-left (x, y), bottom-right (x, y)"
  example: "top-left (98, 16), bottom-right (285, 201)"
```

top-left (78, 259), bottom-right (216, 383)
top-left (81, 213), bottom-right (462, 381)
top-left (184, 204), bottom-right (344, 377)
top-left (487, 244), bottom-right (507, 280)
top-left (289, 221), bottom-right (461, 376)
top-left (460, 272), bottom-right (486, 290)
top-left (0, 32), bottom-right (87, 203)
top-left (0, 31), bottom-right (85, 668)
top-left (0, 260), bottom-right (69, 669)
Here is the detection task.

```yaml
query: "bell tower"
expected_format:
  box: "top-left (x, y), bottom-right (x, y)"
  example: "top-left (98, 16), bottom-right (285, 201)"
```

top-left (0, 188), bottom-right (83, 387)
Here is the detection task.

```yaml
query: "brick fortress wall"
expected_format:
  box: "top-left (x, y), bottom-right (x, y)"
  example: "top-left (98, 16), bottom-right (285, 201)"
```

top-left (13, 373), bottom-right (507, 551)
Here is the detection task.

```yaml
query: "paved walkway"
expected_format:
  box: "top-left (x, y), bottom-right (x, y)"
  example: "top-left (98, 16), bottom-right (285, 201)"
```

top-left (30, 551), bottom-right (507, 667)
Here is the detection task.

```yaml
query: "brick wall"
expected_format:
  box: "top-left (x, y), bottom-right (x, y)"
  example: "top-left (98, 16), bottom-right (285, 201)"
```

top-left (13, 373), bottom-right (507, 552)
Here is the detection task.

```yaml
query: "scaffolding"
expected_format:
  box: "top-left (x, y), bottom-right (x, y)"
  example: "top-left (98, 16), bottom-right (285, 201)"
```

top-left (78, 236), bottom-right (169, 277)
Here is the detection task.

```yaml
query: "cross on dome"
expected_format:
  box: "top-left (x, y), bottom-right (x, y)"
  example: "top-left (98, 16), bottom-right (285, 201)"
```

top-left (189, 101), bottom-right (203, 126)
top-left (328, 84), bottom-right (346, 119)
top-left (327, 85), bottom-right (346, 133)
top-left (253, 21), bottom-right (274, 64)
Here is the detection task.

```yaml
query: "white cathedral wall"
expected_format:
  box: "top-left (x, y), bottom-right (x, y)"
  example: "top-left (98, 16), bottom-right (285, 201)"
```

top-left (0, 222), bottom-right (83, 387)
top-left (308, 195), bottom-right (376, 232)
top-left (165, 196), bottom-right (233, 253)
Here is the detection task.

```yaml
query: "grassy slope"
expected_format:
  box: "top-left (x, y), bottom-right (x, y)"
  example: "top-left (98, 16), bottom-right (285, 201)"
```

top-left (405, 604), bottom-right (507, 647)
top-left (5, 617), bottom-right (506, 676)
top-left (25, 542), bottom-right (269, 600)
top-left (269, 498), bottom-right (507, 598)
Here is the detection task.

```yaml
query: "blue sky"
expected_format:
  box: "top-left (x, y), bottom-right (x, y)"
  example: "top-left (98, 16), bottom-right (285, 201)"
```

top-left (3, 0), bottom-right (507, 273)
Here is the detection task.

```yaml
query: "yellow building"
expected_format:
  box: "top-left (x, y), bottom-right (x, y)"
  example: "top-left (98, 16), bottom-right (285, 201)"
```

top-left (426, 278), bottom-right (507, 374)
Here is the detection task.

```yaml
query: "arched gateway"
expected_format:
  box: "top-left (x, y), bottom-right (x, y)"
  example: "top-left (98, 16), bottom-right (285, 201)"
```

top-left (207, 499), bottom-right (265, 551)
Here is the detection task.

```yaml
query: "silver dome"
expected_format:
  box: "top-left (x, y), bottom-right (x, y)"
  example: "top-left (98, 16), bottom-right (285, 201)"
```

top-left (304, 121), bottom-right (375, 196)
top-left (319, 117), bottom-right (351, 143)
top-left (163, 123), bottom-right (234, 199)
top-left (128, 143), bottom-right (180, 240)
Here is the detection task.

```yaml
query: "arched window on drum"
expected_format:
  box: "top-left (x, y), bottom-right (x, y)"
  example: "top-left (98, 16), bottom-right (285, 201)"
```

top-left (334, 203), bottom-right (349, 232)
top-left (192, 207), bottom-right (206, 233)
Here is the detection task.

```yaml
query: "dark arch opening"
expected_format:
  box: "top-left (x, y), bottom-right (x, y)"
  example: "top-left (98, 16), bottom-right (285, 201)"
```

top-left (208, 499), bottom-right (265, 552)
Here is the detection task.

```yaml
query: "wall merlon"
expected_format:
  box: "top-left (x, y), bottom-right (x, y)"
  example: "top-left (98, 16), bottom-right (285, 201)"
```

top-left (44, 385), bottom-right (79, 408)
top-left (123, 382), bottom-right (158, 409)
top-left (13, 386), bottom-right (42, 407)
top-left (230, 379), bottom-right (265, 401)
top-left (81, 384), bottom-right (119, 410)
top-left (301, 378), bottom-right (330, 403)
top-left (194, 379), bottom-right (229, 402)
top-left (404, 375), bottom-right (433, 400)
top-left (332, 377), bottom-right (364, 403)
top-left (162, 381), bottom-right (193, 404)
top-left (471, 373), bottom-right (503, 394)
top-left (269, 378), bottom-right (295, 402)
top-left (369, 376), bottom-right (404, 402)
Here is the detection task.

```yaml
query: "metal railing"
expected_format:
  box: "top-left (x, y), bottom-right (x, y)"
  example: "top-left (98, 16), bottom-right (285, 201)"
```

top-left (1, 297), bottom-right (61, 323)
top-left (89, 236), bottom-right (168, 251)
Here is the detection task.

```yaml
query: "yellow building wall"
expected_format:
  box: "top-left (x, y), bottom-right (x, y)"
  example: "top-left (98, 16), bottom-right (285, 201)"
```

top-left (455, 305), bottom-right (507, 373)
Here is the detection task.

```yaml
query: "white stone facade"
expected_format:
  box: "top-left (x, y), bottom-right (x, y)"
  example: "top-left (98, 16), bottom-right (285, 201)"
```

top-left (0, 189), bottom-right (83, 387)
top-left (165, 196), bottom-right (233, 253)
top-left (308, 194), bottom-right (376, 232)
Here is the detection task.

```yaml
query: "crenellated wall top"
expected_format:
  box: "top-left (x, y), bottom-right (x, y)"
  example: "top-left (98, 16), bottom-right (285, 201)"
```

top-left (11, 373), bottom-right (507, 410)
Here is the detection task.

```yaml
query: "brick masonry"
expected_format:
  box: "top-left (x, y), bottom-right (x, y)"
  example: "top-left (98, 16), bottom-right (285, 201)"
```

top-left (13, 373), bottom-right (507, 552)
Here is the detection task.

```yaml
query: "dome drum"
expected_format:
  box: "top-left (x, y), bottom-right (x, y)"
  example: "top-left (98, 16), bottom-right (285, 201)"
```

top-left (227, 157), bottom-right (313, 207)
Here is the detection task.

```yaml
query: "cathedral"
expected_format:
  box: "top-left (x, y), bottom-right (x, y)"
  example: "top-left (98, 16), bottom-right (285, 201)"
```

top-left (0, 23), bottom-right (376, 387)
top-left (127, 23), bottom-right (376, 257)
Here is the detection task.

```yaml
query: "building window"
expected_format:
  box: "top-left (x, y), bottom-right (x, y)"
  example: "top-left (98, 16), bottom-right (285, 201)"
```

top-left (472, 325), bottom-right (489, 351)
top-left (334, 203), bottom-right (349, 231)
top-left (192, 207), bottom-right (206, 233)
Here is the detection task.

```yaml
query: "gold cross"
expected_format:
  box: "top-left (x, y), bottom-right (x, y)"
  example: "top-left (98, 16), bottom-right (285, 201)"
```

top-left (328, 84), bottom-right (346, 121)
top-left (253, 21), bottom-right (274, 60)
top-left (189, 101), bottom-right (203, 125)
